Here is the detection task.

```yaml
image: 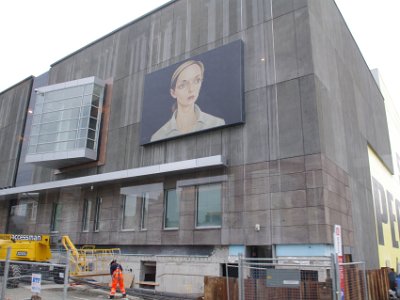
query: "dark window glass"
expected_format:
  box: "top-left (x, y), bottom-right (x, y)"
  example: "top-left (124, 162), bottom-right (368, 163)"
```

top-left (196, 184), bottom-right (222, 227)
top-left (82, 199), bottom-right (92, 232)
top-left (140, 192), bottom-right (149, 230)
top-left (122, 195), bottom-right (136, 230)
top-left (50, 203), bottom-right (63, 232)
top-left (94, 197), bottom-right (102, 232)
top-left (164, 189), bottom-right (179, 228)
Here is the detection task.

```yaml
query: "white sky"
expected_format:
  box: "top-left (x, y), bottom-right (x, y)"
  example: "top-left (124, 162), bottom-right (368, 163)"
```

top-left (334, 0), bottom-right (400, 103)
top-left (0, 0), bottom-right (399, 104)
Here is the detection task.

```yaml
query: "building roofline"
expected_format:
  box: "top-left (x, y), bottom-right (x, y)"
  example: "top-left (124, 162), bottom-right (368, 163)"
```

top-left (51, 0), bottom-right (178, 68)
top-left (0, 76), bottom-right (34, 95)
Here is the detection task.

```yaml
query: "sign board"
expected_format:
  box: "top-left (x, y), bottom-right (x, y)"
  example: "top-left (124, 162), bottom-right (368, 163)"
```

top-left (31, 273), bottom-right (42, 294)
top-left (16, 251), bottom-right (28, 257)
top-left (141, 40), bottom-right (244, 144)
top-left (334, 225), bottom-right (345, 300)
top-left (11, 234), bottom-right (42, 241)
top-left (266, 269), bottom-right (301, 288)
top-left (334, 225), bottom-right (342, 256)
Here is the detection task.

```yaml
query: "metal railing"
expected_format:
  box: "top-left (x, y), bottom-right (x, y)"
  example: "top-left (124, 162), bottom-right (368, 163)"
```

top-left (61, 235), bottom-right (120, 276)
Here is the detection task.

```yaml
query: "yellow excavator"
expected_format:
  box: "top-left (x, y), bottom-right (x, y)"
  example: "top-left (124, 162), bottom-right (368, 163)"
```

top-left (0, 234), bottom-right (51, 262)
top-left (0, 234), bottom-right (120, 287)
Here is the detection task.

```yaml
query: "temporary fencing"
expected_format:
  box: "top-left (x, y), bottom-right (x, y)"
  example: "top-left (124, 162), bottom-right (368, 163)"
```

top-left (206, 255), bottom-right (369, 300)
top-left (0, 247), bottom-right (69, 300)
top-left (237, 257), bottom-right (334, 300)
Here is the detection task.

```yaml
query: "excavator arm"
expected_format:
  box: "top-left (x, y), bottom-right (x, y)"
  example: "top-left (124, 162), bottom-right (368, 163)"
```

top-left (61, 236), bottom-right (80, 265)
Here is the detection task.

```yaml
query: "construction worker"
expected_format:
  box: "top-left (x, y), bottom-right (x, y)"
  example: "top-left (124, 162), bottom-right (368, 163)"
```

top-left (109, 259), bottom-right (126, 299)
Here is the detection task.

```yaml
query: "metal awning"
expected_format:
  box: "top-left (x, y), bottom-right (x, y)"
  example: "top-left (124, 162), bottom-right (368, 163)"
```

top-left (0, 155), bottom-right (226, 200)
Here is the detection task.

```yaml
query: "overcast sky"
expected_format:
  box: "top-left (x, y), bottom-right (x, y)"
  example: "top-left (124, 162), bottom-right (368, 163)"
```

top-left (1, 0), bottom-right (399, 104)
top-left (335, 0), bottom-right (400, 103)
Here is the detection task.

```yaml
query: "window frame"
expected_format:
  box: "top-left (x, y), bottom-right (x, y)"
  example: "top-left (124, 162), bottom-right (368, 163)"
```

top-left (195, 183), bottom-right (222, 229)
top-left (50, 202), bottom-right (63, 232)
top-left (81, 198), bottom-right (93, 232)
top-left (93, 197), bottom-right (102, 232)
top-left (121, 194), bottom-right (137, 231)
top-left (140, 192), bottom-right (149, 231)
top-left (163, 188), bottom-right (179, 230)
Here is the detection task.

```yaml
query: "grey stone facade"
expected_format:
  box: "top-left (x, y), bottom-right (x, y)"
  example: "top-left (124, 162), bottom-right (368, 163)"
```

top-left (0, 0), bottom-right (391, 279)
top-left (0, 77), bottom-right (32, 188)
top-left (308, 0), bottom-right (391, 267)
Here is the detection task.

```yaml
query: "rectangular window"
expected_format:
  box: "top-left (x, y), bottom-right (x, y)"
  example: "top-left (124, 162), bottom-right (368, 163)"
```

top-left (164, 189), bottom-right (179, 229)
top-left (50, 202), bottom-right (63, 232)
top-left (8, 201), bottom-right (38, 233)
top-left (82, 199), bottom-right (93, 232)
top-left (26, 77), bottom-right (105, 168)
top-left (122, 195), bottom-right (137, 230)
top-left (196, 183), bottom-right (222, 228)
top-left (94, 197), bottom-right (102, 232)
top-left (140, 192), bottom-right (149, 230)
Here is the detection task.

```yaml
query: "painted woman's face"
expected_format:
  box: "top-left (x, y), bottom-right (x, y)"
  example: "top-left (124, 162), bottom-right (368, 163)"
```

top-left (170, 64), bottom-right (203, 108)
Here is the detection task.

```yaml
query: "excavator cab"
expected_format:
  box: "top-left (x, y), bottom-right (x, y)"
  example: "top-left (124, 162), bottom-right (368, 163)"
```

top-left (0, 234), bottom-right (51, 262)
top-left (0, 234), bottom-right (53, 288)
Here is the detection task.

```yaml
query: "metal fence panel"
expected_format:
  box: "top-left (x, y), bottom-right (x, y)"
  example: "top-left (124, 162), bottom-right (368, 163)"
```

top-left (238, 258), bottom-right (334, 300)
top-left (233, 257), bottom-right (368, 300)
top-left (0, 249), bottom-right (69, 300)
top-left (340, 262), bottom-right (367, 300)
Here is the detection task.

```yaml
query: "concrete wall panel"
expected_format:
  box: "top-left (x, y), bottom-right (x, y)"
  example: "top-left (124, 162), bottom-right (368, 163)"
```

top-left (0, 78), bottom-right (32, 187)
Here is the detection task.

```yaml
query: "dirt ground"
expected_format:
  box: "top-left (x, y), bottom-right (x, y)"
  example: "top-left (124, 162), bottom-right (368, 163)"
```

top-left (2, 283), bottom-right (142, 300)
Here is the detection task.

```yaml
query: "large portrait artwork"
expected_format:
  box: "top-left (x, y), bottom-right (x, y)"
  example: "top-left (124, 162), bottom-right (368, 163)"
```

top-left (140, 40), bottom-right (244, 144)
